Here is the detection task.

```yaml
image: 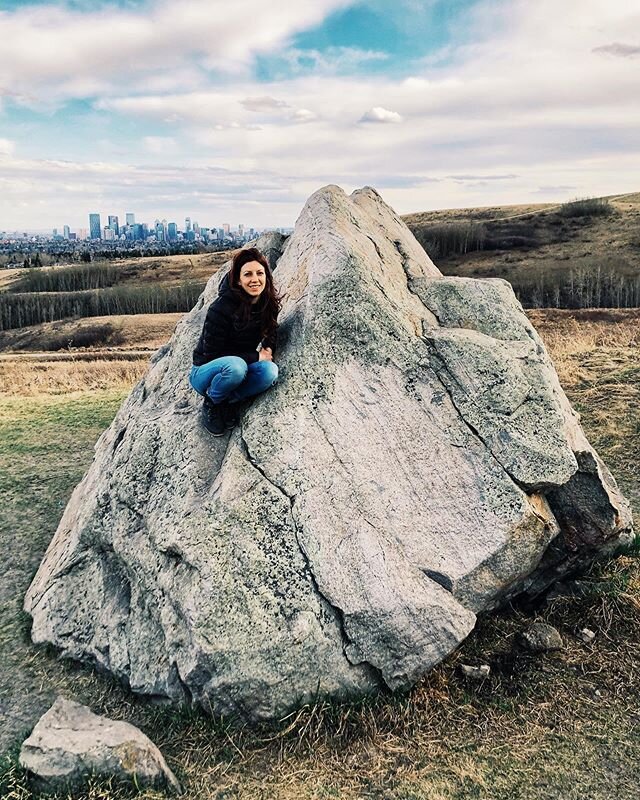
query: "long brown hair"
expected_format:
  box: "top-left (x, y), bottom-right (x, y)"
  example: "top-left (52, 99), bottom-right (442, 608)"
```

top-left (229, 247), bottom-right (281, 339)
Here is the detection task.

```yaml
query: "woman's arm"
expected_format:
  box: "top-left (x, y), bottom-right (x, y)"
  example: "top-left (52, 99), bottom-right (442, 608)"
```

top-left (197, 300), bottom-right (233, 362)
top-left (262, 328), bottom-right (278, 359)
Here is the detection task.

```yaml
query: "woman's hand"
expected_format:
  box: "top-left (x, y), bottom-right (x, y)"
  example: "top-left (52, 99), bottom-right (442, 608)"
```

top-left (258, 347), bottom-right (273, 362)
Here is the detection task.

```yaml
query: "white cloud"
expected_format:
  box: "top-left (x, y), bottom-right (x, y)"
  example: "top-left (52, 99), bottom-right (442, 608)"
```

top-left (240, 96), bottom-right (291, 112)
top-left (593, 42), bottom-right (640, 57)
top-left (291, 108), bottom-right (318, 123)
top-left (143, 136), bottom-right (178, 154)
top-left (0, 0), bottom-right (354, 105)
top-left (0, 138), bottom-right (15, 156)
top-left (359, 107), bottom-right (404, 124)
top-left (281, 46), bottom-right (389, 75)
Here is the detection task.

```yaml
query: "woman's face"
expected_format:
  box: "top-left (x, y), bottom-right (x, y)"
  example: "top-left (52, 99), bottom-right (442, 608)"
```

top-left (238, 261), bottom-right (267, 301)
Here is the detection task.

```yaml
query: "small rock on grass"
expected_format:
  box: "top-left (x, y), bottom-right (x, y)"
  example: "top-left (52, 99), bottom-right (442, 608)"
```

top-left (460, 664), bottom-right (491, 680)
top-left (577, 627), bottom-right (596, 644)
top-left (517, 622), bottom-right (563, 653)
top-left (19, 696), bottom-right (181, 795)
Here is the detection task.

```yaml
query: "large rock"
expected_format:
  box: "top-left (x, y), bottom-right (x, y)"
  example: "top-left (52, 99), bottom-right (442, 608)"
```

top-left (19, 697), bottom-right (180, 793)
top-left (24, 185), bottom-right (633, 721)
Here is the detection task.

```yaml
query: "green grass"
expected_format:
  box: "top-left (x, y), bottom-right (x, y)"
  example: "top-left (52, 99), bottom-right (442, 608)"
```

top-left (0, 392), bottom-right (129, 760)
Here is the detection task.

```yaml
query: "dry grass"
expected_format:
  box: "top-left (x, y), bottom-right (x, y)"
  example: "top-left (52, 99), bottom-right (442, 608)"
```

top-left (403, 201), bottom-right (560, 226)
top-left (0, 354), bottom-right (149, 395)
top-left (527, 308), bottom-right (640, 378)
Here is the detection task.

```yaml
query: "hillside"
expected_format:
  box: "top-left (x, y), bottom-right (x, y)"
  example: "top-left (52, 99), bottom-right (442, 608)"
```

top-left (402, 192), bottom-right (640, 308)
top-left (0, 251), bottom-right (230, 293)
top-left (0, 252), bottom-right (233, 333)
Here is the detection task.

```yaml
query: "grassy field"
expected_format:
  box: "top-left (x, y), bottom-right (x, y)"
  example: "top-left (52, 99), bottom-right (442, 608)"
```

top-left (0, 310), bottom-right (638, 799)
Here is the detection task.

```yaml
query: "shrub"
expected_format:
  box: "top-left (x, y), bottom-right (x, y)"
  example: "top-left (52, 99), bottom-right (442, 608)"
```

top-left (47, 323), bottom-right (127, 350)
top-left (9, 262), bottom-right (122, 293)
top-left (558, 197), bottom-right (613, 218)
top-left (414, 221), bottom-right (487, 259)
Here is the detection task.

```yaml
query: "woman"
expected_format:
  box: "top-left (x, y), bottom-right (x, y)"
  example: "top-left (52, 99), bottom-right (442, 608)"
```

top-left (190, 247), bottom-right (281, 436)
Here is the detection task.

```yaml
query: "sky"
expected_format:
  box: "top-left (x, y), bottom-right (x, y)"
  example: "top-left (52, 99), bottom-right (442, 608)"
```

top-left (0, 0), bottom-right (639, 231)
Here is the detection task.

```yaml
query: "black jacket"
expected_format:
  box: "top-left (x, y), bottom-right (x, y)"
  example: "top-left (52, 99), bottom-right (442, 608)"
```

top-left (192, 273), bottom-right (277, 366)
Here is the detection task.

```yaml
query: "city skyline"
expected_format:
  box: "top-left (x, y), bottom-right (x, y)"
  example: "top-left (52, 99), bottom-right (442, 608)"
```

top-left (2, 212), bottom-right (270, 238)
top-left (0, 0), bottom-right (638, 230)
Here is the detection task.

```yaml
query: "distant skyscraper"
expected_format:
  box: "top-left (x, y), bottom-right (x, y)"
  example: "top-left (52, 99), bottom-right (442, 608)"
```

top-left (238, 224), bottom-right (244, 237)
top-left (168, 222), bottom-right (177, 241)
top-left (222, 223), bottom-right (230, 236)
top-left (126, 212), bottom-right (135, 226)
top-left (89, 213), bottom-right (101, 240)
top-left (108, 215), bottom-right (119, 236)
top-left (185, 217), bottom-right (191, 233)
top-left (103, 227), bottom-right (115, 241)
top-left (63, 225), bottom-right (70, 240)
top-left (193, 221), bottom-right (200, 235)
top-left (52, 228), bottom-right (58, 238)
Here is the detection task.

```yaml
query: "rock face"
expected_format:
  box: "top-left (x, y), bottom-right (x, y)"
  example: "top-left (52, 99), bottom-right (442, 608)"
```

top-left (24, 185), bottom-right (633, 721)
top-left (19, 697), bottom-right (180, 793)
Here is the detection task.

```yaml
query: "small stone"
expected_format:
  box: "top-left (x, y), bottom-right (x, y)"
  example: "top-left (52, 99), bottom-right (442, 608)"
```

top-left (594, 689), bottom-right (602, 697)
top-left (517, 622), bottom-right (563, 653)
top-left (19, 697), bottom-right (181, 795)
top-left (460, 664), bottom-right (491, 679)
top-left (577, 628), bottom-right (596, 644)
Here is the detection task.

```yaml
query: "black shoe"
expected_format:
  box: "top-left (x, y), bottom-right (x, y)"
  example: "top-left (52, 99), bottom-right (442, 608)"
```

top-left (224, 402), bottom-right (239, 430)
top-left (202, 397), bottom-right (226, 436)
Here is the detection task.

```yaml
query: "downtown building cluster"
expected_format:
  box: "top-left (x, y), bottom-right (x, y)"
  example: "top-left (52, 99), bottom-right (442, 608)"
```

top-left (54, 213), bottom-right (260, 244)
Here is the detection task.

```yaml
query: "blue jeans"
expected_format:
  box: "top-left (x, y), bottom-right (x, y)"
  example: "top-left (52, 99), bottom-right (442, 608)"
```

top-left (189, 356), bottom-right (279, 404)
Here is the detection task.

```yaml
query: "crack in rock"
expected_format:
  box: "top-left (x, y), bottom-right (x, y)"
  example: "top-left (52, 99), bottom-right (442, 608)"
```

top-left (238, 427), bottom-right (387, 690)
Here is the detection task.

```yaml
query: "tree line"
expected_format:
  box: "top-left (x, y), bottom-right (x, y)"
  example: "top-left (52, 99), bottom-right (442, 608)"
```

top-left (10, 262), bottom-right (123, 293)
top-left (513, 265), bottom-right (640, 309)
top-left (0, 283), bottom-right (205, 331)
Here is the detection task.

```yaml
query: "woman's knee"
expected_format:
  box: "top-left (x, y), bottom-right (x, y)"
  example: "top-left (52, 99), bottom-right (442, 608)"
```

top-left (223, 357), bottom-right (248, 382)
top-left (189, 365), bottom-right (205, 395)
top-left (262, 361), bottom-right (279, 385)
